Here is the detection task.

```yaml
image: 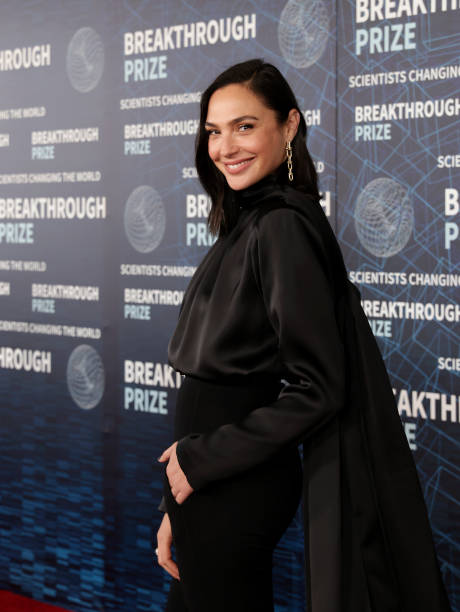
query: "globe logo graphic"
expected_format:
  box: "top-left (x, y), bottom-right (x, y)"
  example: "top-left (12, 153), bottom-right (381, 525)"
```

top-left (278, 0), bottom-right (329, 68)
top-left (66, 344), bottom-right (105, 410)
top-left (124, 185), bottom-right (166, 253)
top-left (66, 27), bottom-right (105, 93)
top-left (354, 178), bottom-right (413, 258)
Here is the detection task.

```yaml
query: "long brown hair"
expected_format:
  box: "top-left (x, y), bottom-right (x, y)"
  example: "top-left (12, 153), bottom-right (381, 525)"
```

top-left (196, 59), bottom-right (320, 236)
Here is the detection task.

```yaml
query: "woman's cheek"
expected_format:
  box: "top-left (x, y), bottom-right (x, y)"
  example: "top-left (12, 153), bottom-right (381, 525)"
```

top-left (207, 140), bottom-right (218, 161)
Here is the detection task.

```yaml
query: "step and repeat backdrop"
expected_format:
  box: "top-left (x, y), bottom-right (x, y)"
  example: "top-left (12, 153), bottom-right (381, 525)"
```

top-left (336, 2), bottom-right (459, 610)
top-left (0, 1), bottom-right (457, 610)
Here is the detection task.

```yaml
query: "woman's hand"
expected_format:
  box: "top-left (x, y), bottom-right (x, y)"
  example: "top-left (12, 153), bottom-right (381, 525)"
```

top-left (158, 441), bottom-right (194, 504)
top-left (156, 513), bottom-right (180, 581)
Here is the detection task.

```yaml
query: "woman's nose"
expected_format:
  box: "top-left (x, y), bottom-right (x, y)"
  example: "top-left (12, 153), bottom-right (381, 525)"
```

top-left (220, 133), bottom-right (238, 157)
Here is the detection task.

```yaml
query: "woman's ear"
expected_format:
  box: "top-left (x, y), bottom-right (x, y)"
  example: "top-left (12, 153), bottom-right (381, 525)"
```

top-left (286, 108), bottom-right (300, 142)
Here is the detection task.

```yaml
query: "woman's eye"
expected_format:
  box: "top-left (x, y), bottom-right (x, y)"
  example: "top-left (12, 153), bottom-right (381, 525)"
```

top-left (238, 124), bottom-right (253, 132)
top-left (205, 129), bottom-right (219, 136)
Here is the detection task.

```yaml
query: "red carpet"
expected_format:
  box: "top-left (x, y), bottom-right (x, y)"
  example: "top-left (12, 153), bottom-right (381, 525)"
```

top-left (0, 592), bottom-right (72, 611)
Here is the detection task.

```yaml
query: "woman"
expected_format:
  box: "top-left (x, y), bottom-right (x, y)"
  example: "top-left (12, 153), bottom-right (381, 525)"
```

top-left (155, 60), bottom-right (451, 612)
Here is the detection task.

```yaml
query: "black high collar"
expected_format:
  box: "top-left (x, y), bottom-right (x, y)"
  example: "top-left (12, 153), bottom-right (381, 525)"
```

top-left (231, 173), bottom-right (281, 209)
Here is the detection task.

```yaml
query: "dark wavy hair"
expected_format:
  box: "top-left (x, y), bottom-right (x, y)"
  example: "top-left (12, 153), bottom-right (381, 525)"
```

top-left (195, 59), bottom-right (320, 236)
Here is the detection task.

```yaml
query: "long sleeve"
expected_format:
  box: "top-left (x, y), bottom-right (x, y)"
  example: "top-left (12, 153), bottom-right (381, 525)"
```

top-left (175, 207), bottom-right (345, 491)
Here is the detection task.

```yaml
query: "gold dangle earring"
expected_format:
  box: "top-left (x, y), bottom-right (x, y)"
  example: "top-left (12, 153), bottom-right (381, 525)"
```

top-left (285, 141), bottom-right (293, 182)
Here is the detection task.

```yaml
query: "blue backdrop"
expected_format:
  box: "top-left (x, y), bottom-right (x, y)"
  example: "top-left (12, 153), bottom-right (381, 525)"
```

top-left (0, 1), bottom-right (458, 610)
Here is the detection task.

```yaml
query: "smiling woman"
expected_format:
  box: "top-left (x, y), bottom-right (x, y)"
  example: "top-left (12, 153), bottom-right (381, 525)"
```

top-left (194, 59), bottom-right (319, 236)
top-left (154, 59), bottom-right (451, 612)
top-left (204, 84), bottom-right (299, 191)
top-left (155, 61), bottom-right (327, 612)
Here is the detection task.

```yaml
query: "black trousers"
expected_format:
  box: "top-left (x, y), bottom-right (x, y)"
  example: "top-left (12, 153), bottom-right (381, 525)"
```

top-left (163, 375), bottom-right (303, 612)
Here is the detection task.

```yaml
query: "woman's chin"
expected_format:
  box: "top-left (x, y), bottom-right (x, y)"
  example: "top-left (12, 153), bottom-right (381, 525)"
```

top-left (225, 172), bottom-right (259, 191)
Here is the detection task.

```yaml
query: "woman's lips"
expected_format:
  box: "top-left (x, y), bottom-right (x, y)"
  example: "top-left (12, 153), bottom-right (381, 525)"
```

top-left (223, 157), bottom-right (255, 174)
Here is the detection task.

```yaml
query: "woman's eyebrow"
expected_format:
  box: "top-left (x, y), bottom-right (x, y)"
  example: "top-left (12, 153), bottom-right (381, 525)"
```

top-left (205, 115), bottom-right (259, 127)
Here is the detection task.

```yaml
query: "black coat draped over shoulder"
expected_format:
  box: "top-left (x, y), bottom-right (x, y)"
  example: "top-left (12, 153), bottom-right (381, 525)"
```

top-left (167, 174), bottom-right (452, 612)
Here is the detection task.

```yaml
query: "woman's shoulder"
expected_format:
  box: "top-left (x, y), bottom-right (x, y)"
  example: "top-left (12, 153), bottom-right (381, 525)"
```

top-left (252, 187), bottom-right (326, 245)
top-left (250, 185), bottom-right (348, 288)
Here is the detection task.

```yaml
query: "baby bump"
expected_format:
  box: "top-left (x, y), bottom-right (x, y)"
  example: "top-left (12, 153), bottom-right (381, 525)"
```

top-left (173, 374), bottom-right (284, 439)
top-left (166, 374), bottom-right (303, 548)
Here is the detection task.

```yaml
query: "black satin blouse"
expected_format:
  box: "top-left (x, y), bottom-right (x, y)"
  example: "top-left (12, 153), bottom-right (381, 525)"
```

top-left (168, 174), bottom-right (346, 490)
top-left (165, 175), bottom-right (453, 612)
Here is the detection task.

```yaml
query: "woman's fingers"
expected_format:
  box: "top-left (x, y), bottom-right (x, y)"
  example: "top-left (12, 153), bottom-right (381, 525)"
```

top-left (164, 444), bottom-right (194, 504)
top-left (158, 443), bottom-right (173, 463)
top-left (158, 551), bottom-right (180, 581)
top-left (157, 513), bottom-right (180, 581)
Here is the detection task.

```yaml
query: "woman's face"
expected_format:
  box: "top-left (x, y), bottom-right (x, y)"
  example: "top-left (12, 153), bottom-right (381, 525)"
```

top-left (205, 83), bottom-right (299, 191)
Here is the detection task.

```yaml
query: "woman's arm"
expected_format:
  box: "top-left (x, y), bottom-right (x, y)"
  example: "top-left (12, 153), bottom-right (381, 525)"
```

top-left (175, 207), bottom-right (345, 491)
